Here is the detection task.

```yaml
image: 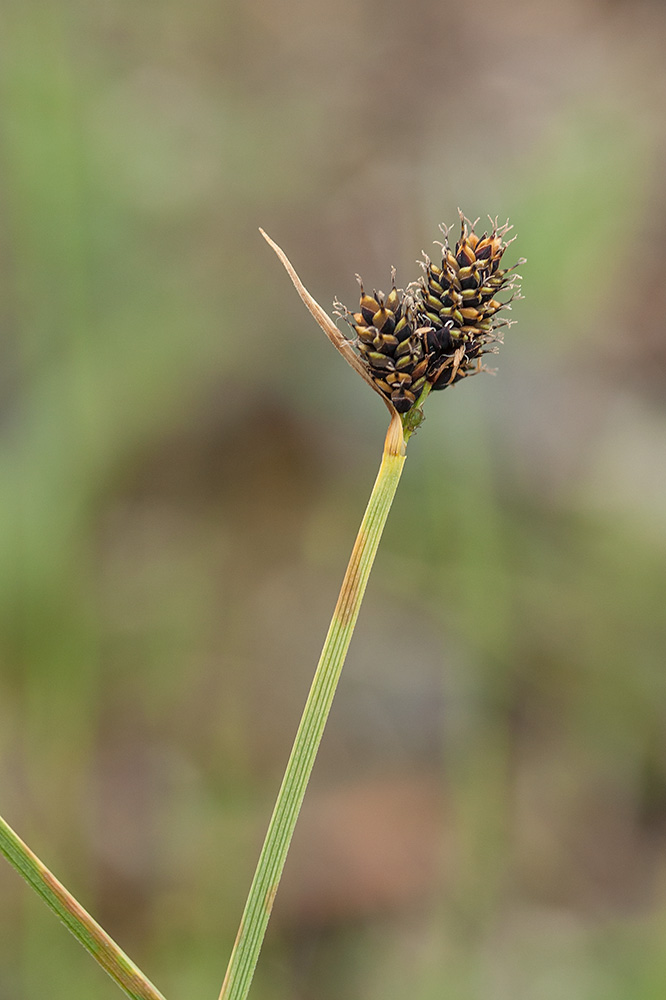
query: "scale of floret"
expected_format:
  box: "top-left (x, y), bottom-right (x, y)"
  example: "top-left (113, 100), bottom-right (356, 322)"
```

top-left (336, 273), bottom-right (430, 414)
top-left (418, 214), bottom-right (523, 390)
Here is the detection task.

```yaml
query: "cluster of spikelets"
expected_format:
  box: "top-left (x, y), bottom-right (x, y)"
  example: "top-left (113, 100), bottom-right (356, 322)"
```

top-left (336, 214), bottom-right (523, 414)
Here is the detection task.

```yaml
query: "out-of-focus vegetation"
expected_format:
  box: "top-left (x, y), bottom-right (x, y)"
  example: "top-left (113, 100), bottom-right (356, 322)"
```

top-left (1, 1), bottom-right (666, 998)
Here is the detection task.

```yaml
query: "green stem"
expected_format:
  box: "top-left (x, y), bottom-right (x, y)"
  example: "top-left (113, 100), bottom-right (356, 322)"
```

top-left (0, 813), bottom-right (167, 1000)
top-left (219, 426), bottom-right (407, 1000)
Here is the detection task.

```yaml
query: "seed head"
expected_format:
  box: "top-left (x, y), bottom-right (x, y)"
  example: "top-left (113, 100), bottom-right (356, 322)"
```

top-left (261, 217), bottom-right (522, 447)
top-left (338, 213), bottom-right (523, 416)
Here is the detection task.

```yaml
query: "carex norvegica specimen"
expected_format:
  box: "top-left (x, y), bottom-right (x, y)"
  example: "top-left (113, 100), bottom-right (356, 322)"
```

top-left (215, 221), bottom-right (524, 1000)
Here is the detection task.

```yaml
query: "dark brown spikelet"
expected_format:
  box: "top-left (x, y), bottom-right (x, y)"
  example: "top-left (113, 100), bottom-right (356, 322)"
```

top-left (336, 273), bottom-right (429, 414)
top-left (419, 214), bottom-right (523, 390)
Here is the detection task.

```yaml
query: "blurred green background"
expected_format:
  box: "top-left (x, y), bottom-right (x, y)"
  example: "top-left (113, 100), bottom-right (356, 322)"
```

top-left (1, 0), bottom-right (666, 998)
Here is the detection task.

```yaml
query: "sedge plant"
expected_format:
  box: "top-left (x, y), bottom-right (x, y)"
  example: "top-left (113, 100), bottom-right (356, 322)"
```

top-left (0, 215), bottom-right (523, 1000)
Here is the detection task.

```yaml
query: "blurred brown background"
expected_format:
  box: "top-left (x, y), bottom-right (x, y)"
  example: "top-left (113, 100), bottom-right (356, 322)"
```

top-left (1, 0), bottom-right (666, 998)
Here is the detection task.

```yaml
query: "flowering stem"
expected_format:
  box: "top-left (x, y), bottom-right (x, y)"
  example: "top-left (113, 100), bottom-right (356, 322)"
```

top-left (0, 813), bottom-right (167, 1000)
top-left (218, 415), bottom-right (407, 1000)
